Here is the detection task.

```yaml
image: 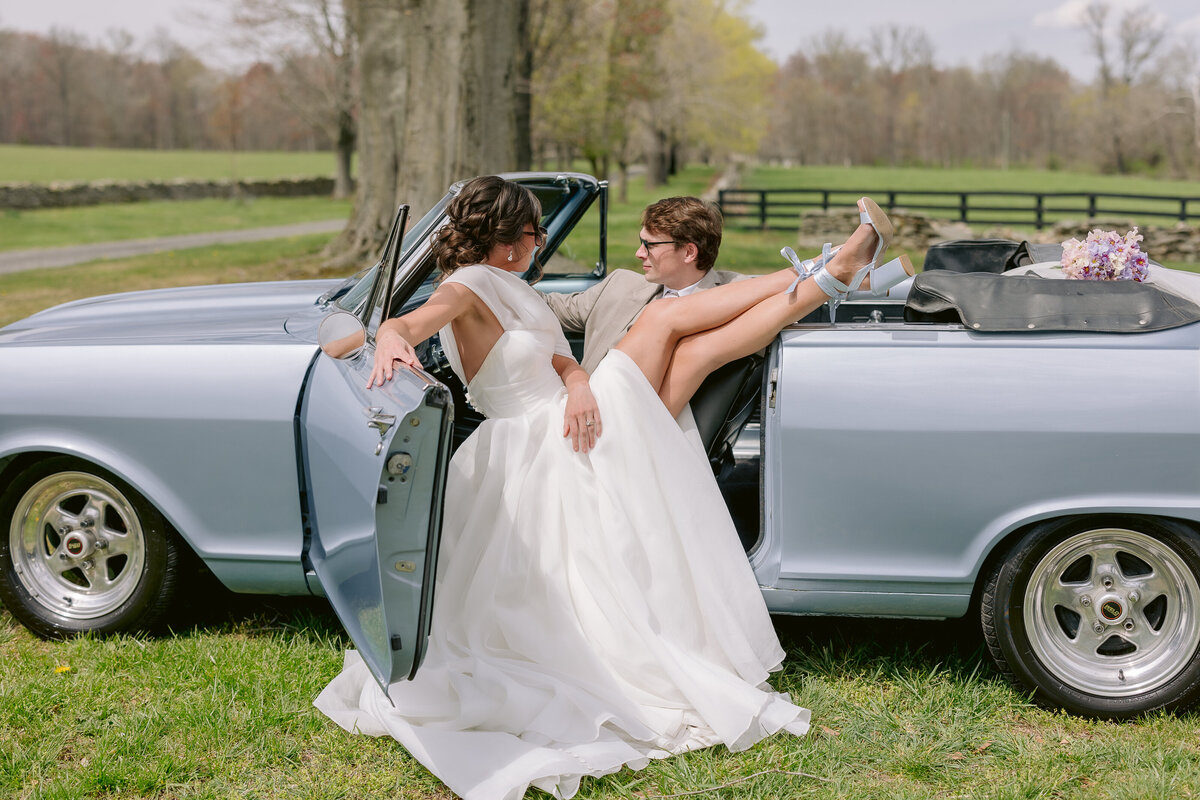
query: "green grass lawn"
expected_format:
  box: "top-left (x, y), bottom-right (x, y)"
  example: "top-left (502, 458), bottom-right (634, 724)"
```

top-left (5, 598), bottom-right (1200, 800)
top-left (743, 165), bottom-right (1200, 195)
top-left (0, 144), bottom-right (342, 183)
top-left (0, 235), bottom-right (342, 328)
top-left (0, 164), bottom-right (1193, 330)
top-left (0, 197), bottom-right (352, 253)
top-left (5, 160), bottom-right (1193, 273)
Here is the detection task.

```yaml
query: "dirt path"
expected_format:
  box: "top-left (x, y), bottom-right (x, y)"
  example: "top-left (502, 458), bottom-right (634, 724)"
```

top-left (0, 219), bottom-right (345, 275)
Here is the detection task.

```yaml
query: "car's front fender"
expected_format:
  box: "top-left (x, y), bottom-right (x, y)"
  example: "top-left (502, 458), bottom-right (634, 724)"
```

top-left (0, 342), bottom-right (319, 594)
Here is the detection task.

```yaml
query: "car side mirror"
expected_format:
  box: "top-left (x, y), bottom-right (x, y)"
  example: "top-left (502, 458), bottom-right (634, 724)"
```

top-left (318, 310), bottom-right (367, 360)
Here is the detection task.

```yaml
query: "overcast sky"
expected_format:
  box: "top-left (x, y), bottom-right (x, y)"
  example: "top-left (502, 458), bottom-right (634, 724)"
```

top-left (746, 0), bottom-right (1200, 79)
top-left (2, 0), bottom-right (1200, 80)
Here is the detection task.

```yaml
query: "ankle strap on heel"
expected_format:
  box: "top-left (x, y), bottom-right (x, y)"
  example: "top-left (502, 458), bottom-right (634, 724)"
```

top-left (812, 263), bottom-right (852, 300)
top-left (782, 243), bottom-right (834, 295)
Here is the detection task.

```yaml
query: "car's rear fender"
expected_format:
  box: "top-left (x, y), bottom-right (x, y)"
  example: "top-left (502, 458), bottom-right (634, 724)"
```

top-left (967, 502), bottom-right (1200, 609)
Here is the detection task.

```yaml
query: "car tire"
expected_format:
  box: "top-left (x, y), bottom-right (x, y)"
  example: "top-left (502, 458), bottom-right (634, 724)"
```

top-left (982, 515), bottom-right (1200, 718)
top-left (0, 456), bottom-right (182, 639)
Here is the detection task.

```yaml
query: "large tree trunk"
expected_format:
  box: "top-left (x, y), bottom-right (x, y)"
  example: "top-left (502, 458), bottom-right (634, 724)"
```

top-left (645, 127), bottom-right (669, 188)
top-left (326, 0), bottom-right (531, 267)
top-left (333, 107), bottom-right (355, 199)
top-left (514, 0), bottom-right (533, 171)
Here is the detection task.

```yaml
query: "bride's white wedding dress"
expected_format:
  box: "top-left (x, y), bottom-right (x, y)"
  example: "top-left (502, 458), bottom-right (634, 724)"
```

top-left (314, 264), bottom-right (809, 800)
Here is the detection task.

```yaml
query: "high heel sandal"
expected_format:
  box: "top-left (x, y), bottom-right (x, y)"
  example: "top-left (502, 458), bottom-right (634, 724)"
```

top-left (857, 197), bottom-right (893, 274)
top-left (813, 254), bottom-right (913, 321)
top-left (846, 254), bottom-right (915, 300)
top-left (781, 243), bottom-right (842, 294)
top-left (788, 197), bottom-right (896, 322)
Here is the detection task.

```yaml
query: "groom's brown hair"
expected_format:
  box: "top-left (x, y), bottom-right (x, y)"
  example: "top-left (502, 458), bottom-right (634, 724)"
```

top-left (641, 197), bottom-right (723, 272)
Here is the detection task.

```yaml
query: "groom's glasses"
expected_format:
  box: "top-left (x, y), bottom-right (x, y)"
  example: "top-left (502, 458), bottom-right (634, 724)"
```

top-left (639, 237), bottom-right (677, 251)
top-left (523, 226), bottom-right (547, 246)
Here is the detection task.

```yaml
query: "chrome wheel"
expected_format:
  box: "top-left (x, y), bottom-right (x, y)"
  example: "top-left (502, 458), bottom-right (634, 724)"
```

top-left (9, 471), bottom-right (147, 620)
top-left (1024, 528), bottom-right (1200, 697)
top-left (984, 515), bottom-right (1200, 717)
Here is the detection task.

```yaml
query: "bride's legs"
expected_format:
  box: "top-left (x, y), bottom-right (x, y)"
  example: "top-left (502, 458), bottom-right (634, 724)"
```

top-left (616, 218), bottom-right (885, 413)
top-left (613, 268), bottom-right (796, 391)
top-left (656, 286), bottom-right (826, 416)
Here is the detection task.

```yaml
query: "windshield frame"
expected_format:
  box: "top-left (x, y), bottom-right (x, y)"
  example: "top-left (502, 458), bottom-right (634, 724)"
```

top-left (334, 192), bottom-right (454, 321)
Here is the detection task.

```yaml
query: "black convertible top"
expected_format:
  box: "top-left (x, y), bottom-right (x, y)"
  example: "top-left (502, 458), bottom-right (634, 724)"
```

top-left (904, 271), bottom-right (1200, 332)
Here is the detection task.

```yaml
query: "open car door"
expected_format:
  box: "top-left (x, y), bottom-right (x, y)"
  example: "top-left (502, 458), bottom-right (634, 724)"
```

top-left (300, 349), bottom-right (453, 697)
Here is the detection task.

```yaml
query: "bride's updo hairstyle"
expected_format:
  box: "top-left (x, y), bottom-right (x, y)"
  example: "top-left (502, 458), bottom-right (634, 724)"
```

top-left (431, 176), bottom-right (542, 276)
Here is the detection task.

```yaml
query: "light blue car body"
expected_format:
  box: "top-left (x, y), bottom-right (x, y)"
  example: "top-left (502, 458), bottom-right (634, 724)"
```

top-left (757, 322), bottom-right (1200, 619)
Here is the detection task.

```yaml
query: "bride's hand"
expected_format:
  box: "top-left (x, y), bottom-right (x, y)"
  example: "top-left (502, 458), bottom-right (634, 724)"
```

top-left (368, 328), bottom-right (419, 388)
top-left (563, 384), bottom-right (601, 453)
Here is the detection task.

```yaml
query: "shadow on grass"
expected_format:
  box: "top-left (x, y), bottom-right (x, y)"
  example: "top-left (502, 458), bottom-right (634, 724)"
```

top-left (3, 584), bottom-right (990, 679)
top-left (169, 579), bottom-right (347, 643)
top-left (3, 580), bottom-right (998, 695)
top-left (173, 589), bottom-right (992, 679)
top-left (773, 613), bottom-right (993, 685)
top-left (0, 582), bottom-right (344, 647)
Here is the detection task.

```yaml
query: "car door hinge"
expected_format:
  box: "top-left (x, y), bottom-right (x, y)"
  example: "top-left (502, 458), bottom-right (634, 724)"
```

top-left (768, 368), bottom-right (779, 409)
top-left (390, 635), bottom-right (403, 651)
top-left (377, 485), bottom-right (388, 505)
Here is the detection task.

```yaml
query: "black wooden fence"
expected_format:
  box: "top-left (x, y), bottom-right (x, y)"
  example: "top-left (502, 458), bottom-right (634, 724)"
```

top-left (717, 188), bottom-right (1200, 231)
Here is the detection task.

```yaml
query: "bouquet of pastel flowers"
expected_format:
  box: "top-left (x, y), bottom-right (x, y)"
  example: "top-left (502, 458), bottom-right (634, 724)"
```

top-left (1060, 228), bottom-right (1149, 282)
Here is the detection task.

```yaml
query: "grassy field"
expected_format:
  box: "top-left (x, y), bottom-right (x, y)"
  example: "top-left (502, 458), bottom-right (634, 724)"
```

top-left (743, 165), bottom-right (1200, 195)
top-left (0, 164), bottom-right (1196, 329)
top-left (6, 597), bottom-right (1200, 800)
top-left (5, 159), bottom-right (1197, 274)
top-left (0, 197), bottom-right (351, 253)
top-left (0, 235), bottom-right (344, 328)
top-left (0, 145), bottom-right (341, 183)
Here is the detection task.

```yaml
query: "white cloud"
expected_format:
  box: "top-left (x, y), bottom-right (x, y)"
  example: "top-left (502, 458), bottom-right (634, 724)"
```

top-left (1033, 0), bottom-right (1092, 28)
top-left (1179, 13), bottom-right (1200, 34)
top-left (1032, 0), bottom-right (1151, 29)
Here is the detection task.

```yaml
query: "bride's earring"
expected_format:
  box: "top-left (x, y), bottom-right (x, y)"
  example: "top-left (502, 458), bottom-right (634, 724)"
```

top-left (507, 249), bottom-right (514, 262)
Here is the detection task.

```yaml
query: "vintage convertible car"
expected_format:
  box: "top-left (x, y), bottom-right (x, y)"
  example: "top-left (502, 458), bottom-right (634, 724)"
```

top-left (3, 172), bottom-right (1200, 720)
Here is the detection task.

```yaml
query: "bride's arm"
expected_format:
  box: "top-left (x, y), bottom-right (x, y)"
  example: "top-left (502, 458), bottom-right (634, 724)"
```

top-left (368, 283), bottom-right (474, 388)
top-left (553, 355), bottom-right (601, 453)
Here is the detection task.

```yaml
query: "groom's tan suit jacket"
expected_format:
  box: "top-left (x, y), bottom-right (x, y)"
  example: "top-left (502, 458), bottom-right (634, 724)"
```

top-left (544, 267), bottom-right (747, 373)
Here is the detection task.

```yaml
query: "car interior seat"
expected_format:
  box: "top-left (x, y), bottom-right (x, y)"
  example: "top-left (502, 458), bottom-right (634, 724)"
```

top-left (689, 354), bottom-right (766, 472)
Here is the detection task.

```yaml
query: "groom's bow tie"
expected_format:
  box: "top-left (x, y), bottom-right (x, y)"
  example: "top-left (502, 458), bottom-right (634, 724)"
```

top-left (662, 288), bottom-right (680, 299)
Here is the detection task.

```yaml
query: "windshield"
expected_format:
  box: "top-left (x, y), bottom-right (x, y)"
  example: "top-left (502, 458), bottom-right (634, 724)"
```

top-left (335, 193), bottom-right (454, 315)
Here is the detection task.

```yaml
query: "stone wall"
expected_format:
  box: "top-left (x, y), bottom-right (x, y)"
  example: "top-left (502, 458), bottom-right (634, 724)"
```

top-left (0, 177), bottom-right (339, 210)
top-left (794, 208), bottom-right (1200, 263)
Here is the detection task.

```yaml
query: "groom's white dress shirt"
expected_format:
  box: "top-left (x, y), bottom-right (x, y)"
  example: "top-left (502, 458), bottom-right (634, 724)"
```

top-left (660, 278), bottom-right (704, 299)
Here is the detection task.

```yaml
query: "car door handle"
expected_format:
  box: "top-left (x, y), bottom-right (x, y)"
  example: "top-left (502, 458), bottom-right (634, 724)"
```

top-left (365, 407), bottom-right (396, 433)
top-left (365, 407), bottom-right (397, 454)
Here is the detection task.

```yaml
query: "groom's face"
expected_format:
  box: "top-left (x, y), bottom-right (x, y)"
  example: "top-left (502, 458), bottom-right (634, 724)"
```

top-left (636, 227), bottom-right (701, 289)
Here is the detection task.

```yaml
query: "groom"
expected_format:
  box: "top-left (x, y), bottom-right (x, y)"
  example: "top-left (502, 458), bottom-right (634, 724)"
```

top-left (544, 196), bottom-right (746, 373)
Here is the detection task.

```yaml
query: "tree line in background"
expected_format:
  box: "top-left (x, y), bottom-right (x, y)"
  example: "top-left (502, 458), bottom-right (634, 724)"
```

top-left (0, 29), bottom-right (330, 156)
top-left (763, 6), bottom-right (1200, 177)
top-left (1, 0), bottom-right (1196, 182)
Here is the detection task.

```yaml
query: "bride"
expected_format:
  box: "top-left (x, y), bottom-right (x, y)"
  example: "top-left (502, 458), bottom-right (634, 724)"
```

top-left (315, 176), bottom-right (900, 800)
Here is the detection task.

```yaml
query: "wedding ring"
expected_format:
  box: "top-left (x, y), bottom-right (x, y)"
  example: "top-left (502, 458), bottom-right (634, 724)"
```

top-left (585, 420), bottom-right (595, 427)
